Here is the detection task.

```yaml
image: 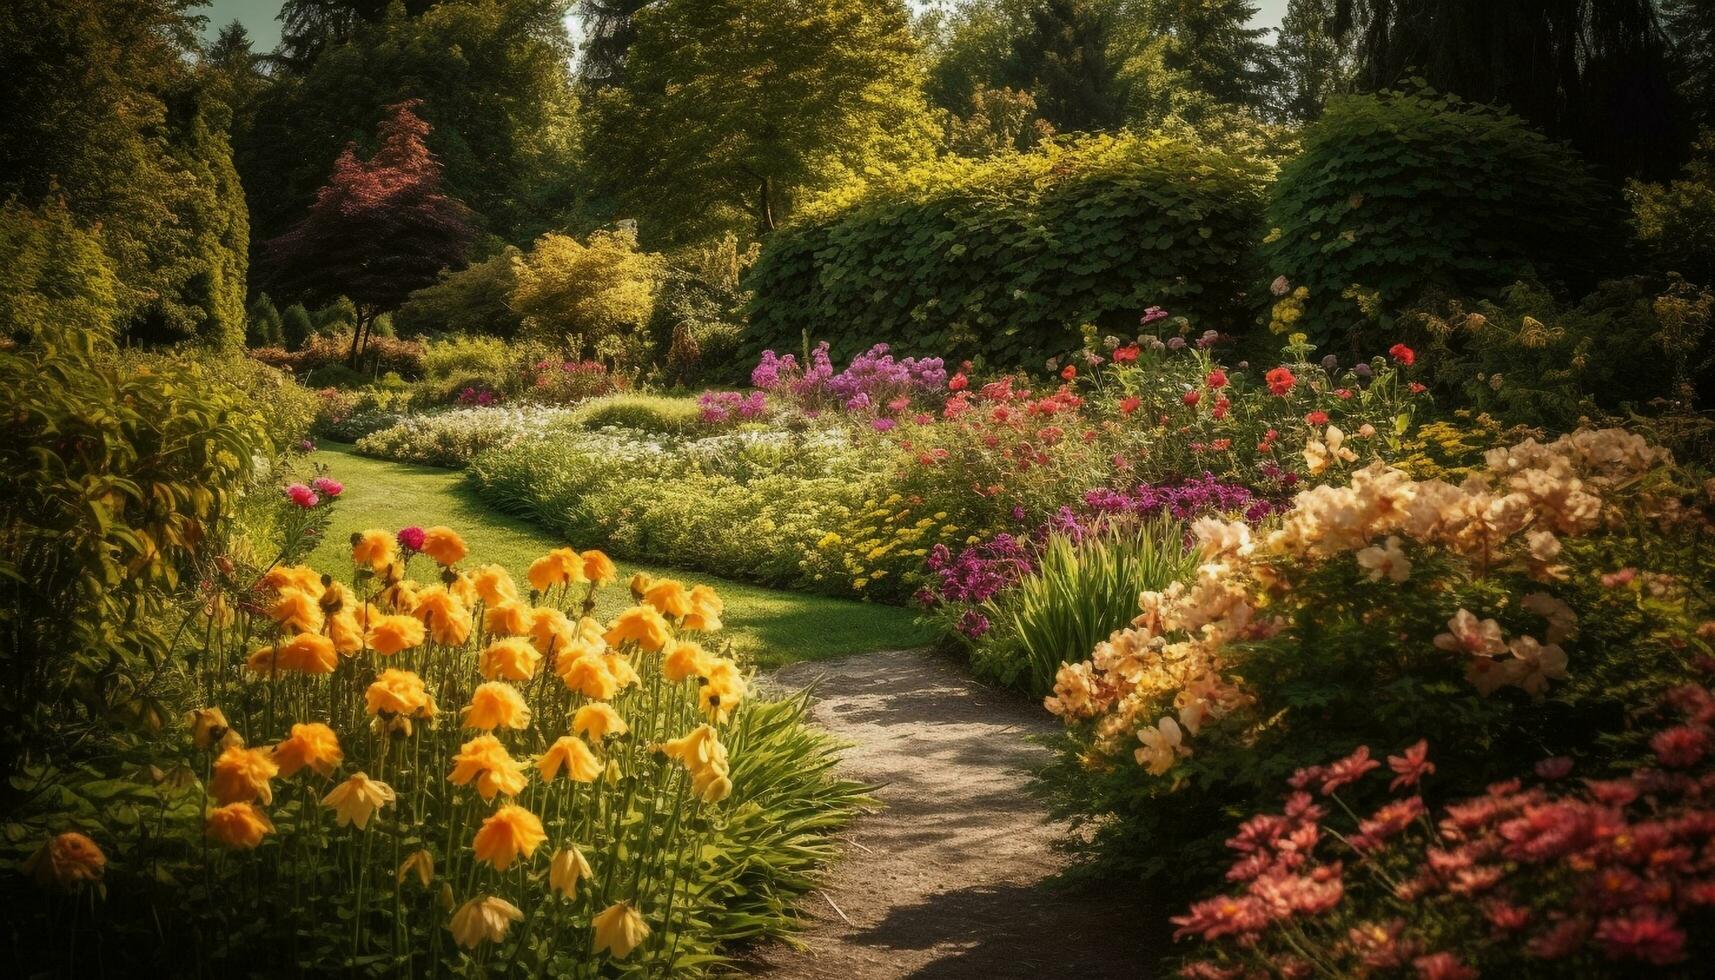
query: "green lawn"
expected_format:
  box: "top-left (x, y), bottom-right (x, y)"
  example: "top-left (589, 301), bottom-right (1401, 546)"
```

top-left (307, 444), bottom-right (933, 668)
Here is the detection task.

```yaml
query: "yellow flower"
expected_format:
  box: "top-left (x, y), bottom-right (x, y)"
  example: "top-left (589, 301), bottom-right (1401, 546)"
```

top-left (538, 735), bottom-right (603, 782)
top-left (398, 848), bottom-right (434, 888)
top-left (321, 772), bottom-right (396, 829)
top-left (660, 725), bottom-right (728, 776)
top-left (592, 901), bottom-right (650, 959)
top-left (642, 579), bottom-right (692, 618)
top-left (413, 587), bottom-right (473, 646)
top-left (558, 654), bottom-right (620, 700)
top-left (462, 682), bottom-right (532, 731)
top-left (699, 660), bottom-right (747, 724)
top-left (628, 571), bottom-right (653, 599)
top-left (267, 588), bottom-right (324, 634)
top-left (272, 722), bottom-right (343, 778)
top-left (448, 735), bottom-right (529, 801)
top-left (582, 549), bottom-right (617, 585)
top-left (420, 526), bottom-right (468, 566)
top-left (573, 702), bottom-right (627, 741)
top-left (366, 614), bottom-right (426, 655)
top-left (682, 585), bottom-right (723, 632)
top-left (365, 668), bottom-right (432, 717)
top-left (528, 606), bottom-right (576, 656)
top-left (187, 707), bottom-right (230, 750)
top-left (603, 653), bottom-right (641, 690)
top-left (448, 570), bottom-right (479, 606)
top-left (661, 641), bottom-right (710, 683)
top-left (205, 802), bottom-right (274, 850)
top-left (603, 606), bottom-right (670, 652)
top-left (262, 564), bottom-right (324, 597)
top-left (470, 564), bottom-right (518, 605)
top-left (449, 895), bottom-right (524, 949)
top-left (351, 530), bottom-right (396, 571)
top-left (247, 631), bottom-right (338, 675)
top-left (484, 600), bottom-right (535, 637)
top-left (471, 803), bottom-right (547, 871)
top-left (479, 637), bottom-right (543, 682)
top-left (528, 547), bottom-right (587, 592)
top-left (329, 607), bottom-right (365, 654)
top-left (549, 845), bottom-right (593, 899)
top-left (211, 744), bottom-right (278, 805)
top-left (691, 765), bottom-right (732, 804)
top-left (23, 832), bottom-right (106, 891)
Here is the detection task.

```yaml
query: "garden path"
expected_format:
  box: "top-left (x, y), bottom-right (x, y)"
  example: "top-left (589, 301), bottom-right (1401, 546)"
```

top-left (748, 648), bottom-right (1164, 979)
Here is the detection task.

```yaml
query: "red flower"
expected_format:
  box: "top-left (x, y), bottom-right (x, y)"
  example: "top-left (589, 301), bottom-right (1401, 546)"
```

top-left (1320, 746), bottom-right (1380, 795)
top-left (1527, 916), bottom-right (1592, 960)
top-left (1412, 951), bottom-right (1475, 980)
top-left (396, 526), bottom-right (426, 552)
top-left (1408, 381), bottom-right (1427, 394)
top-left (1118, 396), bottom-right (1141, 415)
top-left (1113, 344), bottom-right (1140, 364)
top-left (1212, 397), bottom-right (1230, 420)
top-left (1305, 410), bottom-right (1329, 426)
top-left (285, 483), bottom-right (319, 509)
top-left (1210, 438), bottom-right (1231, 451)
top-left (1483, 899), bottom-right (1532, 932)
top-left (1182, 390), bottom-right (1201, 407)
top-left (1266, 366), bottom-right (1296, 396)
top-left (948, 373), bottom-right (968, 391)
top-left (1060, 364), bottom-right (1077, 381)
top-left (1594, 910), bottom-right (1686, 965)
top-left (1389, 343), bottom-right (1416, 366)
top-left (1651, 725), bottom-right (1708, 768)
top-left (1206, 369), bottom-right (1228, 388)
top-left (1388, 739), bottom-right (1435, 790)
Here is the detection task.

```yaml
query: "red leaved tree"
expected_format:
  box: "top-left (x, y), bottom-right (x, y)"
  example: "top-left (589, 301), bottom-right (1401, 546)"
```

top-left (262, 100), bottom-right (474, 366)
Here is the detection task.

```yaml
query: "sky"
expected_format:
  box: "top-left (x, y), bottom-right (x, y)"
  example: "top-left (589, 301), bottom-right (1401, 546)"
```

top-left (195, 1), bottom-right (1292, 56)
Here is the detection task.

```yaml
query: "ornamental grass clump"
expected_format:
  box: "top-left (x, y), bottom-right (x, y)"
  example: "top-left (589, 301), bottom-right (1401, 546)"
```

top-left (1042, 427), bottom-right (1715, 888)
top-left (13, 507), bottom-right (862, 975)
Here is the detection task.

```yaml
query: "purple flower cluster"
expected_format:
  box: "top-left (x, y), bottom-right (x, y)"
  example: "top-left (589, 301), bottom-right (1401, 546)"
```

top-left (458, 387), bottom-right (498, 406)
top-left (924, 535), bottom-right (1034, 608)
top-left (697, 390), bottom-right (768, 424)
top-left (752, 342), bottom-right (946, 412)
top-left (1082, 473), bottom-right (1281, 524)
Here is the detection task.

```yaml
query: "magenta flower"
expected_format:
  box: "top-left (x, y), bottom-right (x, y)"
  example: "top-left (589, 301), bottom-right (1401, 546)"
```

top-left (397, 526), bottom-right (426, 552)
top-left (311, 476), bottom-right (343, 498)
top-left (284, 483), bottom-right (319, 509)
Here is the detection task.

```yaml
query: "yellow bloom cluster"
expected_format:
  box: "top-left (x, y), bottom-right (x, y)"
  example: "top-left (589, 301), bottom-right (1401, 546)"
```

top-left (814, 494), bottom-right (959, 592)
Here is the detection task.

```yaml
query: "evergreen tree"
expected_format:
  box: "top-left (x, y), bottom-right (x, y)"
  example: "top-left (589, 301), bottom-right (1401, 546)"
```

top-left (576, 0), bottom-right (652, 88)
top-left (1271, 0), bottom-right (1352, 122)
top-left (1663, 0), bottom-right (1715, 129)
top-left (1144, 0), bottom-right (1278, 114)
top-left (281, 302), bottom-right (315, 351)
top-left (1007, 0), bottom-right (1126, 131)
top-left (262, 101), bottom-right (475, 365)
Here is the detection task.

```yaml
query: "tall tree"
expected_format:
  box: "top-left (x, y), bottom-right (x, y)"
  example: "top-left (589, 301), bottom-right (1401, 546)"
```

top-left (1332, 0), bottom-right (1683, 179)
top-left (1271, 0), bottom-right (1353, 122)
top-left (1007, 0), bottom-right (1127, 131)
top-left (589, 0), bottom-right (936, 246)
top-left (262, 101), bottom-right (474, 365)
top-left (1663, 0), bottom-right (1715, 130)
top-left (575, 0), bottom-right (652, 89)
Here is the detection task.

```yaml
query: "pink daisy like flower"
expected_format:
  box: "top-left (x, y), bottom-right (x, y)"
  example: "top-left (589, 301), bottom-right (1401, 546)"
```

top-left (285, 483), bottom-right (319, 509)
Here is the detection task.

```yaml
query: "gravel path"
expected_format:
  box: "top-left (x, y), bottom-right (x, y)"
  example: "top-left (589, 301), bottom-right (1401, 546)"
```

top-left (745, 648), bottom-right (1163, 979)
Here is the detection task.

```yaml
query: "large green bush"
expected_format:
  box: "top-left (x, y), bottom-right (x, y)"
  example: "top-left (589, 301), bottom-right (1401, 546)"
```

top-left (1263, 88), bottom-right (1624, 350)
top-left (1629, 127), bottom-right (1715, 289)
top-left (744, 132), bottom-right (1272, 366)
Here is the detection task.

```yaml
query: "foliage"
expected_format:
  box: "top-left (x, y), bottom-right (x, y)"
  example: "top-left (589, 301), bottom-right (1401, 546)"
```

top-left (261, 101), bottom-right (475, 365)
top-left (251, 334), bottom-right (427, 381)
top-left (1263, 88), bottom-right (1624, 351)
top-left (567, 395), bottom-right (706, 437)
top-left (1040, 428), bottom-right (1713, 889)
top-left (246, 293), bottom-right (284, 347)
top-left (511, 229), bottom-right (665, 365)
top-left (356, 406), bottom-right (578, 468)
top-left (1, 520), bottom-right (864, 974)
top-left (281, 302), bottom-right (315, 351)
top-left (586, 0), bottom-right (938, 246)
top-left (1005, 0), bottom-right (1126, 131)
top-left (1629, 128), bottom-right (1715, 289)
top-left (313, 385), bottom-right (415, 443)
top-left (1271, 0), bottom-right (1355, 123)
top-left (1119, 0), bottom-right (1281, 122)
top-left (0, 198), bottom-right (122, 342)
top-left (394, 248), bottom-right (526, 339)
top-left (1664, 0), bottom-right (1715, 131)
top-left (745, 132), bottom-right (1272, 366)
top-left (1174, 688), bottom-right (1715, 977)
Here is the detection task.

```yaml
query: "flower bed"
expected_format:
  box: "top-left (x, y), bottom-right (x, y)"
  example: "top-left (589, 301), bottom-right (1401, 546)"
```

top-left (355, 406), bottom-right (578, 468)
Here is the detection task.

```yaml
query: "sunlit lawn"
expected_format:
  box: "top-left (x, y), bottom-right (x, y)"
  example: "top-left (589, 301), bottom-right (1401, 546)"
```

top-left (309, 443), bottom-right (935, 668)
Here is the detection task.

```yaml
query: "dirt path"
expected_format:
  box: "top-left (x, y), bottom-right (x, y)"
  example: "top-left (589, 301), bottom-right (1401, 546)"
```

top-left (746, 648), bottom-right (1164, 979)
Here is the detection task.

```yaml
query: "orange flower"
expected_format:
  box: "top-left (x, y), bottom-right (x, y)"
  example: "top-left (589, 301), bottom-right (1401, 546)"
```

top-left (527, 548), bottom-right (587, 592)
top-left (471, 564), bottom-right (518, 605)
top-left (573, 702), bottom-right (627, 741)
top-left (211, 744), bottom-right (279, 805)
top-left (557, 654), bottom-right (619, 700)
top-left (682, 584), bottom-right (724, 632)
top-left (603, 653), bottom-right (641, 690)
top-left (582, 549), bottom-right (617, 585)
top-left (367, 614), bottom-right (426, 655)
top-left (538, 735), bottom-right (602, 782)
top-left (365, 668), bottom-right (432, 717)
top-left (329, 608), bottom-right (365, 654)
top-left (462, 681), bottom-right (532, 730)
top-left (448, 735), bottom-right (529, 801)
top-left (206, 802), bottom-right (274, 850)
top-left (479, 637), bottom-right (542, 682)
top-left (23, 832), bottom-right (106, 891)
top-left (661, 641), bottom-right (710, 683)
top-left (604, 606), bottom-right (670, 652)
top-left (483, 600), bottom-right (534, 637)
top-left (529, 607), bottom-right (575, 656)
top-left (471, 803), bottom-right (546, 871)
top-left (641, 579), bottom-right (692, 619)
top-left (448, 570), bottom-right (479, 606)
top-left (262, 564), bottom-right (324, 598)
top-left (420, 526), bottom-right (468, 566)
top-left (414, 586), bottom-right (473, 646)
top-left (351, 529), bottom-right (395, 571)
top-left (449, 896), bottom-right (523, 949)
top-left (321, 772), bottom-right (397, 829)
top-left (268, 588), bottom-right (324, 634)
top-left (188, 707), bottom-right (231, 750)
top-left (247, 632), bottom-right (338, 675)
top-left (272, 722), bottom-right (343, 778)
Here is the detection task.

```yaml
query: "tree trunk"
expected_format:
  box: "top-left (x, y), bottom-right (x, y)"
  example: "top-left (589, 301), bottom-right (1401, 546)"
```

top-left (348, 308), bottom-right (372, 369)
top-left (759, 176), bottom-right (776, 235)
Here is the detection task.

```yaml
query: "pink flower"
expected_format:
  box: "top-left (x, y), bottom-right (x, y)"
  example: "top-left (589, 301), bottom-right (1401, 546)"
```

top-left (1483, 899), bottom-right (1532, 932)
top-left (1305, 410), bottom-right (1328, 425)
top-left (310, 476), bottom-right (343, 498)
top-left (1651, 725), bottom-right (1709, 768)
top-left (1594, 910), bottom-right (1686, 965)
top-left (1354, 796), bottom-right (1425, 849)
top-left (1534, 756), bottom-right (1574, 780)
top-left (285, 483), bottom-right (319, 508)
top-left (1320, 746), bottom-right (1381, 796)
top-left (1412, 951), bottom-right (1475, 980)
top-left (1141, 306), bottom-right (1169, 325)
top-left (1388, 739), bottom-right (1435, 790)
top-left (1170, 894), bottom-right (1270, 941)
top-left (396, 526), bottom-right (426, 553)
top-left (1527, 916), bottom-right (1591, 959)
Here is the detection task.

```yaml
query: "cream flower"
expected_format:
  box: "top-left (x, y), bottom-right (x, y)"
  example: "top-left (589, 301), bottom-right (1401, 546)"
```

top-left (321, 772), bottom-right (397, 829)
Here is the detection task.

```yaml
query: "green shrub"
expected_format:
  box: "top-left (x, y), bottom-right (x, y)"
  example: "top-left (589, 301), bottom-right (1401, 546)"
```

top-left (280, 302), bottom-right (313, 350)
top-left (250, 334), bottom-right (426, 381)
top-left (245, 292), bottom-right (283, 347)
top-left (354, 406), bottom-right (576, 468)
top-left (512, 228), bottom-right (667, 366)
top-left (568, 393), bottom-right (704, 435)
top-left (1629, 127), bottom-right (1715, 289)
top-left (1263, 88), bottom-right (1624, 350)
top-left (744, 132), bottom-right (1272, 366)
top-left (303, 362), bottom-right (371, 390)
top-left (394, 248), bottom-right (524, 338)
top-left (0, 197), bottom-right (121, 342)
top-left (972, 523), bottom-right (1196, 697)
